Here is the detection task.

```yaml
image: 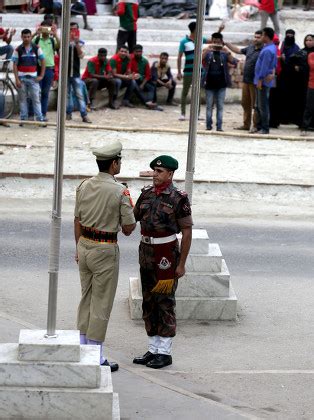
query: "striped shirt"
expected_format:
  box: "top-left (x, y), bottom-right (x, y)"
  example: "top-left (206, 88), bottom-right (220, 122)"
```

top-left (179, 35), bottom-right (207, 76)
top-left (12, 44), bottom-right (44, 78)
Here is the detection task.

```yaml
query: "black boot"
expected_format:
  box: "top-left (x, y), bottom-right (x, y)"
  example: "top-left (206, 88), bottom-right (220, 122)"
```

top-left (133, 351), bottom-right (156, 365)
top-left (146, 354), bottom-right (172, 369)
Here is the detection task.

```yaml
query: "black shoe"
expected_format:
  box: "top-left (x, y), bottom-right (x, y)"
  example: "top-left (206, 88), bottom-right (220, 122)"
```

top-left (217, 128), bottom-right (224, 132)
top-left (101, 359), bottom-right (119, 372)
top-left (257, 129), bottom-right (269, 134)
top-left (146, 354), bottom-right (172, 369)
top-left (133, 351), bottom-right (156, 365)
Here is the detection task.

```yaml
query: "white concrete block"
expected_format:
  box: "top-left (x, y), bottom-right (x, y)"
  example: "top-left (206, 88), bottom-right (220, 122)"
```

top-left (176, 260), bottom-right (230, 297)
top-left (129, 277), bottom-right (237, 320)
top-left (189, 229), bottom-right (210, 255)
top-left (18, 329), bottom-right (80, 362)
top-left (0, 366), bottom-right (114, 420)
top-left (0, 344), bottom-right (100, 388)
top-left (185, 243), bottom-right (223, 273)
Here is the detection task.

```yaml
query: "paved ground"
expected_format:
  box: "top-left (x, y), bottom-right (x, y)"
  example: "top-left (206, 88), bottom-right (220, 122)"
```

top-left (1, 102), bottom-right (314, 419)
top-left (1, 214), bottom-right (314, 419)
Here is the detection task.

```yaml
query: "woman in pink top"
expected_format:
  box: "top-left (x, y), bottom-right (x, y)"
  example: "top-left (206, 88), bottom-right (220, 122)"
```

top-left (301, 35), bottom-right (314, 136)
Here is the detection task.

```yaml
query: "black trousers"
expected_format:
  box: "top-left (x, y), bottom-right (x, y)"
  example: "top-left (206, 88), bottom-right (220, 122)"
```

top-left (84, 78), bottom-right (116, 103)
top-left (153, 79), bottom-right (176, 103)
top-left (302, 88), bottom-right (314, 130)
top-left (117, 30), bottom-right (137, 53)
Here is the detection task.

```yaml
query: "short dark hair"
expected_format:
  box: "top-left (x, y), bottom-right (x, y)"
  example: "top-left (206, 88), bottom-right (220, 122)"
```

top-left (188, 21), bottom-right (196, 33)
top-left (70, 22), bottom-right (79, 28)
top-left (255, 30), bottom-right (262, 36)
top-left (286, 29), bottom-right (295, 35)
top-left (96, 158), bottom-right (120, 172)
top-left (134, 44), bottom-right (143, 51)
top-left (212, 32), bottom-right (223, 40)
top-left (262, 27), bottom-right (275, 40)
top-left (41, 20), bottom-right (51, 26)
top-left (119, 45), bottom-right (129, 51)
top-left (160, 52), bottom-right (169, 58)
top-left (98, 48), bottom-right (107, 55)
top-left (21, 29), bottom-right (32, 36)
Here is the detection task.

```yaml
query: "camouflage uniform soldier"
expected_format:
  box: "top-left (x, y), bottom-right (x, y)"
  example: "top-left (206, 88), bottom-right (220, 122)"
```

top-left (74, 140), bottom-right (136, 372)
top-left (133, 155), bottom-right (193, 369)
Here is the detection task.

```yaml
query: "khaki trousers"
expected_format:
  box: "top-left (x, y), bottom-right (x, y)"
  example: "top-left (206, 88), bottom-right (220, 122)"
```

top-left (242, 82), bottom-right (258, 130)
top-left (77, 237), bottom-right (120, 342)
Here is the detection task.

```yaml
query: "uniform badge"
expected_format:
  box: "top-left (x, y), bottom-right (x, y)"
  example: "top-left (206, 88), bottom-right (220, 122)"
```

top-left (122, 188), bottom-right (134, 207)
top-left (158, 257), bottom-right (171, 270)
top-left (157, 160), bottom-right (162, 166)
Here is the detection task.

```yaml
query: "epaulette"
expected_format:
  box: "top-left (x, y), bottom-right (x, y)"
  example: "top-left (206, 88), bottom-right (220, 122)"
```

top-left (176, 189), bottom-right (188, 197)
top-left (141, 185), bottom-right (153, 193)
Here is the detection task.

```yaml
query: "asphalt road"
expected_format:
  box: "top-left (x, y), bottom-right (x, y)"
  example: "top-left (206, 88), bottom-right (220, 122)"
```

top-left (1, 214), bottom-right (314, 419)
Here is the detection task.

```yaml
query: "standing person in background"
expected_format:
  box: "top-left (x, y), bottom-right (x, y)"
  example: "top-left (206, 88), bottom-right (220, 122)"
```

top-left (254, 27), bottom-right (277, 135)
top-left (259, 0), bottom-right (280, 36)
top-left (32, 20), bottom-right (59, 121)
top-left (202, 32), bottom-right (237, 132)
top-left (66, 22), bottom-right (91, 123)
top-left (12, 28), bottom-right (46, 125)
top-left (277, 29), bottom-right (300, 126)
top-left (224, 30), bottom-right (263, 132)
top-left (289, 35), bottom-right (314, 129)
top-left (177, 21), bottom-right (209, 121)
top-left (116, 0), bottom-right (139, 53)
top-left (301, 35), bottom-right (314, 136)
top-left (269, 33), bottom-right (282, 129)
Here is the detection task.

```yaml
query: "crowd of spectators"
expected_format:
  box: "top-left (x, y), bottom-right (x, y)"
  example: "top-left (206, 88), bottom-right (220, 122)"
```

top-left (0, 0), bottom-right (313, 134)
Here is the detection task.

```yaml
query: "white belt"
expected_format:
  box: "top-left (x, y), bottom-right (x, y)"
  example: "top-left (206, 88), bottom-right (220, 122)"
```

top-left (141, 234), bottom-right (177, 245)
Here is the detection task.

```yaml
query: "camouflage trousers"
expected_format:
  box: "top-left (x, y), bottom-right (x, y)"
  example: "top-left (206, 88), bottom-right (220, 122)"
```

top-left (139, 241), bottom-right (180, 337)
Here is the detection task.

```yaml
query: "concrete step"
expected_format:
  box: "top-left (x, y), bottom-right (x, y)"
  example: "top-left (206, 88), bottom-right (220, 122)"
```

top-left (129, 276), bottom-right (237, 320)
top-left (177, 259), bottom-right (230, 298)
top-left (0, 343), bottom-right (101, 388)
top-left (0, 13), bottom-right (260, 32)
top-left (0, 366), bottom-right (115, 420)
top-left (185, 243), bottom-right (223, 273)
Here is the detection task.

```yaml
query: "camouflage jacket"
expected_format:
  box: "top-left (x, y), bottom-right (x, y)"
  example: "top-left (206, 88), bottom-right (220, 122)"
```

top-left (134, 183), bottom-right (193, 234)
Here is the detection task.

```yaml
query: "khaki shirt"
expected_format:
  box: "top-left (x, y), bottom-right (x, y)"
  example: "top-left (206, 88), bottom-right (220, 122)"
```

top-left (74, 172), bottom-right (135, 232)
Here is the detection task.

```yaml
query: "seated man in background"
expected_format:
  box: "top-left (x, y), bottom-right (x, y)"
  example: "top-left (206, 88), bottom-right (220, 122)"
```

top-left (82, 48), bottom-right (118, 110)
top-left (0, 26), bottom-right (16, 70)
top-left (110, 45), bottom-right (136, 108)
top-left (130, 44), bottom-right (161, 110)
top-left (151, 52), bottom-right (177, 106)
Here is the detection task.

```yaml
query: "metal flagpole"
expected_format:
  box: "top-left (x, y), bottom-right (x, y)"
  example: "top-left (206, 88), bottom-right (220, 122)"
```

top-left (184, 0), bottom-right (206, 204)
top-left (46, 0), bottom-right (71, 337)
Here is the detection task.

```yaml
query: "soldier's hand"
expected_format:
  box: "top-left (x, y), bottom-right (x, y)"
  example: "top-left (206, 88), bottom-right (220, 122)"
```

top-left (175, 264), bottom-right (185, 279)
top-left (75, 251), bottom-right (79, 264)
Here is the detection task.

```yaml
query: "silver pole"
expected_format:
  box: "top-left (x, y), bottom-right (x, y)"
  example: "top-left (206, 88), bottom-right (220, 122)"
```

top-left (46, 0), bottom-right (71, 337)
top-left (184, 0), bottom-right (206, 203)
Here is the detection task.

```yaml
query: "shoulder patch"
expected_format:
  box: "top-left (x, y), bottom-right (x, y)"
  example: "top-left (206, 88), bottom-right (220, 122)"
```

top-left (173, 187), bottom-right (188, 197)
top-left (122, 188), bottom-right (134, 207)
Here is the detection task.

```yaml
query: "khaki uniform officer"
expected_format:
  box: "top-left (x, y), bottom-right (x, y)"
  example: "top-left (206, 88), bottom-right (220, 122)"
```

top-left (74, 140), bottom-right (136, 372)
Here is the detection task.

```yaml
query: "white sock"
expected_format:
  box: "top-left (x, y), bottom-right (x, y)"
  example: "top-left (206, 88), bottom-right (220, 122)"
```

top-left (158, 336), bottom-right (172, 355)
top-left (148, 336), bottom-right (160, 354)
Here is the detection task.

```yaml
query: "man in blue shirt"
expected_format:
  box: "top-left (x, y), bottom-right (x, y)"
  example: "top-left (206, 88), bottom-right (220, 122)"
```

top-left (254, 27), bottom-right (277, 134)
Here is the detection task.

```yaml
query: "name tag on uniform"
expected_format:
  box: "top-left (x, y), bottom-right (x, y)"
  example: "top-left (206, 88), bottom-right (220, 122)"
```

top-left (161, 202), bottom-right (173, 209)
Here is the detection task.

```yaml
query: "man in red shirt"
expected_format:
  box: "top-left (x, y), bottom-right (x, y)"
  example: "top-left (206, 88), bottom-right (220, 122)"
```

top-left (110, 45), bottom-right (136, 108)
top-left (82, 48), bottom-right (118, 110)
top-left (259, 0), bottom-right (280, 35)
top-left (130, 44), bottom-right (160, 110)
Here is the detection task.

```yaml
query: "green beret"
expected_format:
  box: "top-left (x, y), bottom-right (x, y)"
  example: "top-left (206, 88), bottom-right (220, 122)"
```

top-left (150, 155), bottom-right (178, 171)
top-left (92, 140), bottom-right (122, 161)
